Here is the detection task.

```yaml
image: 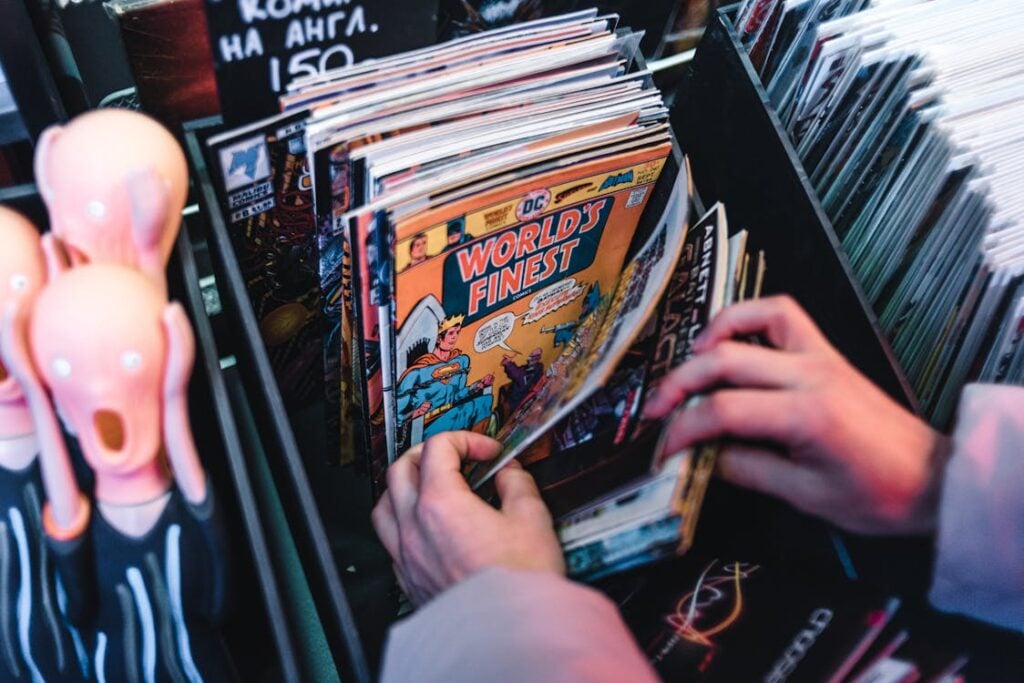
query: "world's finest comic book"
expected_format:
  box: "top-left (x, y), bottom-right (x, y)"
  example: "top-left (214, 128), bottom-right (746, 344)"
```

top-left (390, 145), bottom-right (670, 457)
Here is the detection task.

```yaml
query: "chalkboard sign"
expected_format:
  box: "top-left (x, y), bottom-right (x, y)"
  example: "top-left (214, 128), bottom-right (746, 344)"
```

top-left (203, 0), bottom-right (438, 125)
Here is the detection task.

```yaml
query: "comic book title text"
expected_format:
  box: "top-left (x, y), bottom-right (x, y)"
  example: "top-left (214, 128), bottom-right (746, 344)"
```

top-left (649, 220), bottom-right (719, 379)
top-left (443, 198), bottom-right (612, 322)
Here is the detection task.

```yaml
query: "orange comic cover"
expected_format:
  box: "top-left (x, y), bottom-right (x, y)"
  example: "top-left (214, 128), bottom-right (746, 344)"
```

top-left (390, 143), bottom-right (671, 453)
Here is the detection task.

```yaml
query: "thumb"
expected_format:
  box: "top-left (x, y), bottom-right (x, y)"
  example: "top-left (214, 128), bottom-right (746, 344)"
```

top-left (495, 462), bottom-right (552, 527)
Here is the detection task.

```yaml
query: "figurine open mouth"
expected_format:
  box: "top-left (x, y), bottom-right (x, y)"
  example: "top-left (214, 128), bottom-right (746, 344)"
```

top-left (94, 409), bottom-right (126, 452)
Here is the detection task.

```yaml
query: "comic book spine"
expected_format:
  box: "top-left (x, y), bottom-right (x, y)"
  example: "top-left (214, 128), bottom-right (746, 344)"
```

top-left (313, 140), bottom-right (353, 464)
top-left (349, 212), bottom-right (394, 495)
top-left (377, 212), bottom-right (399, 464)
top-left (338, 223), bottom-right (359, 466)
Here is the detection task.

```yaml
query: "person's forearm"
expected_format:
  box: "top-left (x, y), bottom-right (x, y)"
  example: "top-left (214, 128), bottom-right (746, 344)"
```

top-left (930, 384), bottom-right (1024, 632)
top-left (380, 567), bottom-right (658, 683)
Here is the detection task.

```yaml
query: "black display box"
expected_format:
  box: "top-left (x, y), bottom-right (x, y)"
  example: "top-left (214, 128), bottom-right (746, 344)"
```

top-left (176, 10), bottom-right (1024, 677)
top-left (175, 19), bottom-right (910, 673)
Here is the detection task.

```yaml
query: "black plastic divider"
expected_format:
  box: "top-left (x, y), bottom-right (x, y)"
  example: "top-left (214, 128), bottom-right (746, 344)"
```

top-left (170, 218), bottom-right (302, 682)
top-left (0, 0), bottom-right (66, 139)
top-left (183, 118), bottom-right (372, 683)
top-left (673, 8), bottom-right (919, 413)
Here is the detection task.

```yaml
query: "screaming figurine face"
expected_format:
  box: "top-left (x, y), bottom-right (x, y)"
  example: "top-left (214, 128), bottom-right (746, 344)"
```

top-left (30, 265), bottom-right (166, 474)
top-left (34, 109), bottom-right (187, 270)
top-left (0, 208), bottom-right (46, 435)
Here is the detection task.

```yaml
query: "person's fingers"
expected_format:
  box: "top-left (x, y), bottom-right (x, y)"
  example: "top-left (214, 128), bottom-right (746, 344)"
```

top-left (644, 341), bottom-right (805, 418)
top-left (386, 443), bottom-right (425, 529)
top-left (371, 496), bottom-right (400, 560)
top-left (494, 464), bottom-right (551, 525)
top-left (659, 389), bottom-right (803, 456)
top-left (391, 562), bottom-right (428, 607)
top-left (716, 443), bottom-right (825, 512)
top-left (693, 296), bottom-right (831, 354)
top-left (419, 431), bottom-right (502, 494)
top-left (392, 562), bottom-right (410, 596)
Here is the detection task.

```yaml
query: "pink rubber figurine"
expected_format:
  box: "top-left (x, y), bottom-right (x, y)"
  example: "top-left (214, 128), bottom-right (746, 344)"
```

top-left (0, 206), bottom-right (86, 681)
top-left (33, 109), bottom-right (188, 297)
top-left (1, 263), bottom-right (232, 682)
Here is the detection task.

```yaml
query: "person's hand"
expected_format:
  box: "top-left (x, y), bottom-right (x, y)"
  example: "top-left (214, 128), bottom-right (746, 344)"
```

top-left (371, 431), bottom-right (565, 605)
top-left (643, 296), bottom-right (951, 536)
top-left (412, 401), bottom-right (432, 419)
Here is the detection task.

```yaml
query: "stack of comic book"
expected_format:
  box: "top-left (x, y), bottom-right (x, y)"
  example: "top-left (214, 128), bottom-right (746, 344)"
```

top-left (206, 10), bottom-right (660, 463)
top-left (736, 0), bottom-right (1024, 425)
top-left (206, 10), bottom-right (764, 577)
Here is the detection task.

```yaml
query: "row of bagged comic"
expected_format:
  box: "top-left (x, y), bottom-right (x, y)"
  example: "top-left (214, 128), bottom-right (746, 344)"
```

top-left (204, 9), bottom-right (766, 578)
top-left (736, 0), bottom-right (1024, 426)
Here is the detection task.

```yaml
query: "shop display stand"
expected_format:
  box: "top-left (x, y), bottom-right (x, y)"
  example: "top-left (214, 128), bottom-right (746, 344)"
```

top-left (177, 42), bottom-right (865, 671)
top-left (184, 119), bottom-right (372, 683)
top-left (673, 5), bottom-right (919, 413)
top-left (0, 1), bottom-right (1016, 674)
top-left (170, 218), bottom-right (304, 682)
top-left (176, 15), bottom-right (1023, 675)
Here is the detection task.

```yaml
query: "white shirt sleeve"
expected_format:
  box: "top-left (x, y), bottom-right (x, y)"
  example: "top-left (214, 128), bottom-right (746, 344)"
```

top-left (929, 383), bottom-right (1024, 632)
top-left (380, 567), bottom-right (659, 683)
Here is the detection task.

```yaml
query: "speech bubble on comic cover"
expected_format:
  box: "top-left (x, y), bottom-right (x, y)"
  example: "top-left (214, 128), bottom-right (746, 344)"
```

top-left (519, 279), bottom-right (585, 325)
top-left (474, 312), bottom-right (518, 353)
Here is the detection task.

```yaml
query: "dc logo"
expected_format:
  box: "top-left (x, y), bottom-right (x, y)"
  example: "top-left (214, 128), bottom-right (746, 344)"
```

top-left (517, 189), bottom-right (551, 221)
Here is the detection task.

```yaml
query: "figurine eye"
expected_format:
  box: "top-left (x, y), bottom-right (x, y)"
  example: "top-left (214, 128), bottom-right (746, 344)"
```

top-left (52, 358), bottom-right (72, 379)
top-left (9, 274), bottom-right (28, 292)
top-left (86, 200), bottom-right (106, 220)
top-left (120, 351), bottom-right (142, 371)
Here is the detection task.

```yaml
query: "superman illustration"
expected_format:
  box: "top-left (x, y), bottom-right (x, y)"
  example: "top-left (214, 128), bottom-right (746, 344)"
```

top-left (397, 313), bottom-right (494, 440)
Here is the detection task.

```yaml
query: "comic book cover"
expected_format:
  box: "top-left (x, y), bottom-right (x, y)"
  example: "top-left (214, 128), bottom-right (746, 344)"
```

top-left (544, 205), bottom-right (765, 580)
top-left (528, 202), bottom-right (731, 517)
top-left (206, 113), bottom-right (330, 414)
top-left (463, 153), bottom-right (688, 491)
top-left (309, 99), bottom-right (553, 471)
top-left (389, 144), bottom-right (671, 461)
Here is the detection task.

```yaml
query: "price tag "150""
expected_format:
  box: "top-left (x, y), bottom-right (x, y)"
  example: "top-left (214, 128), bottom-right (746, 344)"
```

top-left (202, 0), bottom-right (438, 125)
